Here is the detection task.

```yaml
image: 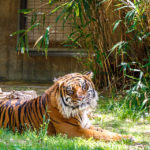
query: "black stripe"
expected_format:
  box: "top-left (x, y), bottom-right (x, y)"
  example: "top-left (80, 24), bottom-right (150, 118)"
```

top-left (3, 107), bottom-right (9, 128)
top-left (79, 114), bottom-right (82, 121)
top-left (72, 117), bottom-right (81, 123)
top-left (65, 76), bottom-right (76, 83)
top-left (60, 91), bottom-right (69, 107)
top-left (39, 97), bottom-right (43, 118)
top-left (93, 90), bottom-right (95, 97)
top-left (0, 104), bottom-right (8, 126)
top-left (34, 99), bottom-right (42, 123)
top-left (12, 111), bottom-right (17, 130)
top-left (27, 108), bottom-right (35, 127)
top-left (72, 105), bottom-right (79, 109)
top-left (64, 121), bottom-right (79, 127)
top-left (18, 105), bottom-right (22, 126)
top-left (8, 106), bottom-right (13, 129)
top-left (23, 117), bottom-right (26, 129)
top-left (12, 111), bottom-right (15, 128)
top-left (24, 102), bottom-right (33, 127)
top-left (6, 123), bottom-right (9, 128)
top-left (36, 98), bottom-right (43, 121)
top-left (15, 121), bottom-right (17, 130)
top-left (83, 76), bottom-right (93, 84)
top-left (28, 102), bottom-right (37, 127)
top-left (31, 101), bottom-right (40, 125)
top-left (42, 95), bottom-right (46, 110)
top-left (2, 108), bottom-right (7, 126)
top-left (18, 102), bottom-right (26, 130)
top-left (24, 104), bottom-right (32, 128)
top-left (50, 118), bottom-right (60, 124)
top-left (0, 104), bottom-right (5, 120)
top-left (35, 96), bottom-right (43, 122)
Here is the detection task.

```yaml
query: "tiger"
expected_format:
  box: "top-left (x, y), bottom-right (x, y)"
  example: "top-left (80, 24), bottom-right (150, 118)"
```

top-left (0, 72), bottom-right (133, 141)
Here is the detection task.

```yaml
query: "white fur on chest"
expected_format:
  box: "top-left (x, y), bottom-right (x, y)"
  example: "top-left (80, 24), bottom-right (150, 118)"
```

top-left (79, 111), bottom-right (91, 129)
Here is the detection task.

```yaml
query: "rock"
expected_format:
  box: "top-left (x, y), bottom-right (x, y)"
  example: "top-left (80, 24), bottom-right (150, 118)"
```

top-left (0, 90), bottom-right (37, 100)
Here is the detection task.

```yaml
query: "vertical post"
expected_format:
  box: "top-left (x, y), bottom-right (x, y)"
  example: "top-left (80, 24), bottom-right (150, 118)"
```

top-left (20, 0), bottom-right (27, 30)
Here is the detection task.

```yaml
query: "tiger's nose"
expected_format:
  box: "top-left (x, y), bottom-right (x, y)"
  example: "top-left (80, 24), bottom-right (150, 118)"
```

top-left (77, 96), bottom-right (85, 101)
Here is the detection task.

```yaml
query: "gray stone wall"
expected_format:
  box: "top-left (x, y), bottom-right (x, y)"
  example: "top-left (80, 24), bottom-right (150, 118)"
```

top-left (0, 0), bottom-right (81, 82)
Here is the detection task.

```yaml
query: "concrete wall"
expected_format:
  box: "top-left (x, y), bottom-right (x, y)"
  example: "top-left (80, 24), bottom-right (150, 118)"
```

top-left (0, 0), bottom-right (81, 82)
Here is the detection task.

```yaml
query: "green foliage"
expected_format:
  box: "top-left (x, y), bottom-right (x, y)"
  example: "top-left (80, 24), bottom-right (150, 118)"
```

top-left (98, 94), bottom-right (150, 121)
top-left (120, 62), bottom-right (150, 119)
top-left (111, 0), bottom-right (150, 116)
top-left (12, 0), bottom-right (150, 89)
top-left (113, 20), bottom-right (122, 32)
top-left (11, 0), bottom-right (150, 117)
top-left (18, 9), bottom-right (33, 14)
top-left (11, 0), bottom-right (116, 89)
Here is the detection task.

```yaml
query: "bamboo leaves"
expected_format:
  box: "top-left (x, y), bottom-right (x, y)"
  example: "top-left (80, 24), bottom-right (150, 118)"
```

top-left (10, 23), bottom-right (40, 53)
top-left (34, 26), bottom-right (51, 56)
top-left (113, 20), bottom-right (122, 32)
top-left (18, 9), bottom-right (32, 14)
top-left (10, 0), bottom-right (150, 96)
top-left (10, 30), bottom-right (26, 37)
top-left (82, 0), bottom-right (91, 19)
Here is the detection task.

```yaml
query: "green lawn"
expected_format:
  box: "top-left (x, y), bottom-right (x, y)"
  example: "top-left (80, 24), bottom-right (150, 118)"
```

top-left (0, 98), bottom-right (149, 150)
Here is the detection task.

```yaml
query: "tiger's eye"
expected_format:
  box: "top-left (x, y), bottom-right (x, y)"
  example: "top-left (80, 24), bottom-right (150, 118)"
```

top-left (66, 87), bottom-right (74, 95)
top-left (82, 83), bottom-right (88, 90)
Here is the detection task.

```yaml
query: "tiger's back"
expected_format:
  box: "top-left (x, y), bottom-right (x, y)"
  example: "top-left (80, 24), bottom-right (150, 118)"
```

top-left (0, 98), bottom-right (25, 130)
top-left (0, 95), bottom-right (47, 131)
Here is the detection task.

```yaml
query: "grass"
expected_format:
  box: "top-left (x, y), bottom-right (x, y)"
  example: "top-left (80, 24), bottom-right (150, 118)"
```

top-left (0, 85), bottom-right (150, 149)
top-left (0, 99), bottom-right (149, 150)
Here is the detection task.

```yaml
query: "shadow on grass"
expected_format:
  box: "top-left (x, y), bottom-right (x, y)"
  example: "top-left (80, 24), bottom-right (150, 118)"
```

top-left (96, 119), bottom-right (129, 135)
top-left (0, 142), bottom-right (104, 150)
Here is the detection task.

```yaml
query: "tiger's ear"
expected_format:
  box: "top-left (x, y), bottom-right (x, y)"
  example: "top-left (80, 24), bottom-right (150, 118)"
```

top-left (84, 71), bottom-right (94, 79)
top-left (53, 77), bottom-right (58, 82)
top-left (53, 76), bottom-right (62, 83)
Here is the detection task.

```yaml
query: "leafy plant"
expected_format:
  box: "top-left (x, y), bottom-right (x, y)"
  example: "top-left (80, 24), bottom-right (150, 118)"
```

top-left (11, 0), bottom-right (150, 96)
top-left (11, 0), bottom-right (123, 90)
top-left (110, 0), bottom-right (150, 117)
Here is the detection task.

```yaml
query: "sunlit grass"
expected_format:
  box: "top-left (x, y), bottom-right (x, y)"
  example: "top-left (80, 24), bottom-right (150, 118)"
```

top-left (0, 97), bottom-right (149, 150)
top-left (0, 128), bottom-right (149, 150)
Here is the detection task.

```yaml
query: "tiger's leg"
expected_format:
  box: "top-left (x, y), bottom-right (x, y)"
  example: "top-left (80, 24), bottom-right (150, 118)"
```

top-left (47, 122), bottom-right (56, 136)
top-left (89, 125), bottom-right (103, 132)
top-left (89, 125), bottom-right (133, 141)
top-left (52, 122), bottom-right (130, 141)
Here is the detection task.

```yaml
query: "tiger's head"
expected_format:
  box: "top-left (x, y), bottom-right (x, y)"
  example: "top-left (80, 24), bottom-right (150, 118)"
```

top-left (54, 72), bottom-right (98, 118)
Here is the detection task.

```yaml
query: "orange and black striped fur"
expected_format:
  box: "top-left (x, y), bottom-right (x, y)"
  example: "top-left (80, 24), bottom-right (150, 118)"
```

top-left (0, 72), bottom-right (132, 141)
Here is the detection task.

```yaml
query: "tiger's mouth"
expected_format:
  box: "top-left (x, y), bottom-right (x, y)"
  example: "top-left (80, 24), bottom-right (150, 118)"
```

top-left (67, 90), bottom-right (98, 109)
top-left (72, 96), bottom-right (86, 104)
top-left (58, 90), bottom-right (98, 118)
top-left (75, 91), bottom-right (97, 104)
